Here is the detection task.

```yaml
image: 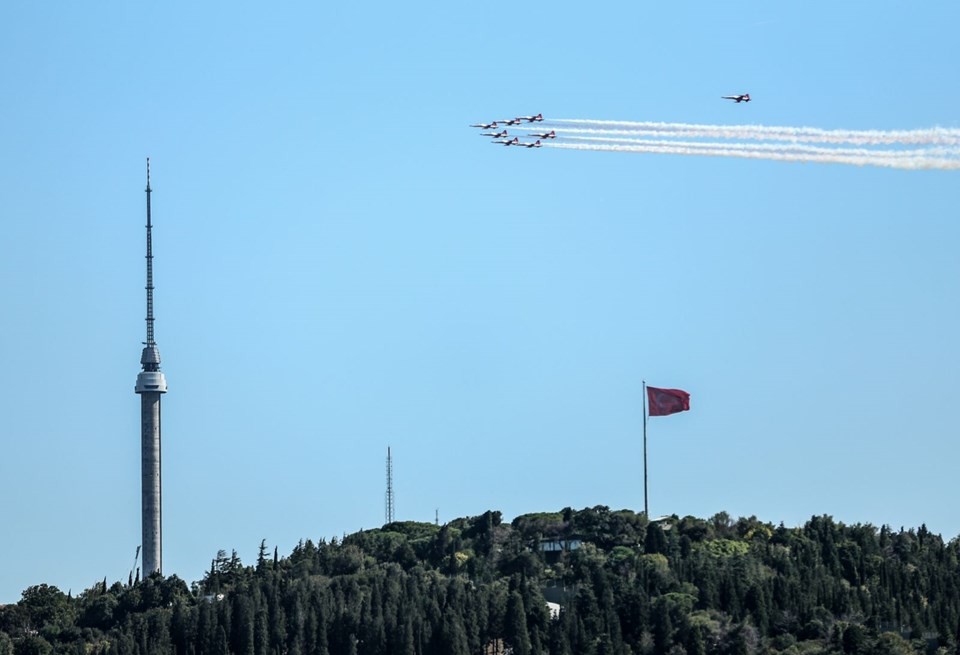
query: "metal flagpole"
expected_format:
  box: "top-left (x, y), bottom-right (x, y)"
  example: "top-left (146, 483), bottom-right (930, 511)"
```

top-left (643, 380), bottom-right (648, 518)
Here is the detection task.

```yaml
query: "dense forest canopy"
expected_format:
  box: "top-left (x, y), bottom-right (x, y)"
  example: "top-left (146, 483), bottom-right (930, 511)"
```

top-left (2, 508), bottom-right (958, 655)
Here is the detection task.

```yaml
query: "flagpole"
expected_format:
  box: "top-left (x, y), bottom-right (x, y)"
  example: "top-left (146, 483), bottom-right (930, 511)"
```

top-left (642, 380), bottom-right (648, 518)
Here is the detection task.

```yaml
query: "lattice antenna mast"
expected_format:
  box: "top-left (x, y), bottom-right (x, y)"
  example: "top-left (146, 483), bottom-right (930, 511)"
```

top-left (144, 159), bottom-right (157, 353)
top-left (385, 447), bottom-right (395, 524)
top-left (137, 158), bottom-right (164, 375)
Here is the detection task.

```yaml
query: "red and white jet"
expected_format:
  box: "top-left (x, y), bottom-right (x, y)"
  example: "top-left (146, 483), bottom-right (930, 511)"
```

top-left (481, 129), bottom-right (509, 138)
top-left (499, 117), bottom-right (524, 126)
top-left (492, 137), bottom-right (520, 146)
top-left (470, 121), bottom-right (498, 129)
top-left (516, 113), bottom-right (543, 123)
top-left (527, 130), bottom-right (555, 139)
top-left (722, 94), bottom-right (750, 103)
top-left (518, 140), bottom-right (542, 148)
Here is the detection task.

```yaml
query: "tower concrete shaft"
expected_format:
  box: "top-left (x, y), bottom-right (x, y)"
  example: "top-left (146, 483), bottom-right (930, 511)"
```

top-left (140, 393), bottom-right (162, 575)
top-left (135, 159), bottom-right (167, 577)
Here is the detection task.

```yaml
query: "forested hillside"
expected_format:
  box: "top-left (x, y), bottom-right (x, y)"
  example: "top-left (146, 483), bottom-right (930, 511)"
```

top-left (2, 508), bottom-right (958, 655)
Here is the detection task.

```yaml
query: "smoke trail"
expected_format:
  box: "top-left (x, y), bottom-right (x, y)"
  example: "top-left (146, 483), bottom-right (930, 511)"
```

top-left (544, 141), bottom-right (960, 170)
top-left (547, 119), bottom-right (960, 146)
top-left (496, 116), bottom-right (960, 168)
top-left (558, 135), bottom-right (960, 160)
top-left (531, 125), bottom-right (960, 148)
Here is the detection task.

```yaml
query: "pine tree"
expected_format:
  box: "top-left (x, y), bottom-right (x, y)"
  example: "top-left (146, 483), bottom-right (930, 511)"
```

top-left (257, 540), bottom-right (269, 572)
top-left (652, 598), bottom-right (673, 654)
top-left (506, 591), bottom-right (531, 655)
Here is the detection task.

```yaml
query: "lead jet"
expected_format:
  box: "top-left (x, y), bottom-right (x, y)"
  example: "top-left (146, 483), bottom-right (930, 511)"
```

top-left (516, 113), bottom-right (543, 123)
top-left (527, 130), bottom-right (556, 139)
top-left (470, 121), bottom-right (498, 129)
top-left (492, 137), bottom-right (520, 146)
top-left (722, 94), bottom-right (750, 103)
top-left (518, 140), bottom-right (542, 148)
top-left (481, 129), bottom-right (509, 138)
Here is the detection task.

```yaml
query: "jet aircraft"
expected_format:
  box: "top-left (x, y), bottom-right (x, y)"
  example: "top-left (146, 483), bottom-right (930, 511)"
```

top-left (481, 130), bottom-right (509, 138)
top-left (492, 137), bottom-right (520, 146)
top-left (527, 130), bottom-right (556, 139)
top-left (722, 94), bottom-right (751, 103)
top-left (516, 113), bottom-right (543, 123)
top-left (518, 140), bottom-right (542, 148)
top-left (499, 117), bottom-right (524, 126)
top-left (470, 121), bottom-right (498, 129)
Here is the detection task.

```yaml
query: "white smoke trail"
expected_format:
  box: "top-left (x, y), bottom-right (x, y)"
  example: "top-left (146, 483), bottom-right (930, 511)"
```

top-left (558, 135), bottom-right (960, 160)
top-left (532, 125), bottom-right (960, 148)
top-left (544, 141), bottom-right (960, 170)
top-left (547, 119), bottom-right (960, 146)
top-left (498, 117), bottom-right (960, 168)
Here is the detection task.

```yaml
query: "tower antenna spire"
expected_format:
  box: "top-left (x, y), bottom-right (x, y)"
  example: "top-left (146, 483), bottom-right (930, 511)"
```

top-left (385, 446), bottom-right (395, 524)
top-left (145, 158), bottom-right (155, 349)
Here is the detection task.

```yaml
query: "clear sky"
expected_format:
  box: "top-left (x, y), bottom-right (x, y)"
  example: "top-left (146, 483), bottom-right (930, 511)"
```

top-left (1, 1), bottom-right (958, 603)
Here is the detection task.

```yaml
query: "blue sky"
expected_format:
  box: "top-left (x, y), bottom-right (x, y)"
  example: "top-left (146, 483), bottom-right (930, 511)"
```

top-left (2, 1), bottom-right (959, 603)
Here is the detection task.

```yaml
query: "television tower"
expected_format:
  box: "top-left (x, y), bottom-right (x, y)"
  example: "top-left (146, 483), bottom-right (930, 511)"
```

top-left (385, 446), bottom-right (395, 524)
top-left (135, 159), bottom-right (167, 576)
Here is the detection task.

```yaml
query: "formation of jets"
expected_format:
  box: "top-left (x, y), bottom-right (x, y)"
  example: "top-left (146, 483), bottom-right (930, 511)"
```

top-left (471, 113), bottom-right (544, 149)
top-left (472, 98), bottom-right (750, 152)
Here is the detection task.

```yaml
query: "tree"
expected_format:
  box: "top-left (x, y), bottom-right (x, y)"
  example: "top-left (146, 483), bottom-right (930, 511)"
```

top-left (744, 583), bottom-right (769, 635)
top-left (12, 635), bottom-right (52, 655)
top-left (652, 598), bottom-right (674, 654)
top-left (438, 605), bottom-right (470, 655)
top-left (645, 524), bottom-right (668, 556)
top-left (78, 591), bottom-right (117, 630)
top-left (196, 598), bottom-right (217, 655)
top-left (842, 623), bottom-right (868, 655)
top-left (731, 621), bottom-right (759, 655)
top-left (257, 540), bottom-right (269, 572)
top-left (874, 632), bottom-right (916, 655)
top-left (170, 601), bottom-right (193, 655)
top-left (254, 607), bottom-right (269, 655)
top-left (506, 591), bottom-right (531, 655)
top-left (17, 585), bottom-right (75, 636)
top-left (230, 594), bottom-right (255, 655)
top-left (215, 626), bottom-right (229, 655)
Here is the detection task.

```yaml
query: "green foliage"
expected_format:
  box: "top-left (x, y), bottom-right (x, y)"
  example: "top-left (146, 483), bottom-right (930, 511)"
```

top-left (696, 539), bottom-right (751, 559)
top-left (873, 632), bottom-right (917, 655)
top-left (506, 590), bottom-right (532, 655)
top-left (9, 509), bottom-right (960, 655)
top-left (12, 635), bottom-right (51, 655)
top-left (512, 512), bottom-right (566, 541)
top-left (18, 585), bottom-right (75, 633)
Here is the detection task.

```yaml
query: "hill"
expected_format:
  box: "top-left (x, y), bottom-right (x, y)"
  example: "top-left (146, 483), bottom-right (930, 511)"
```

top-left (1, 507), bottom-right (958, 655)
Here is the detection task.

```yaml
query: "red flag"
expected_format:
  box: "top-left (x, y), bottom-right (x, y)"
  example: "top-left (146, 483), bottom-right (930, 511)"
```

top-left (646, 386), bottom-right (690, 417)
